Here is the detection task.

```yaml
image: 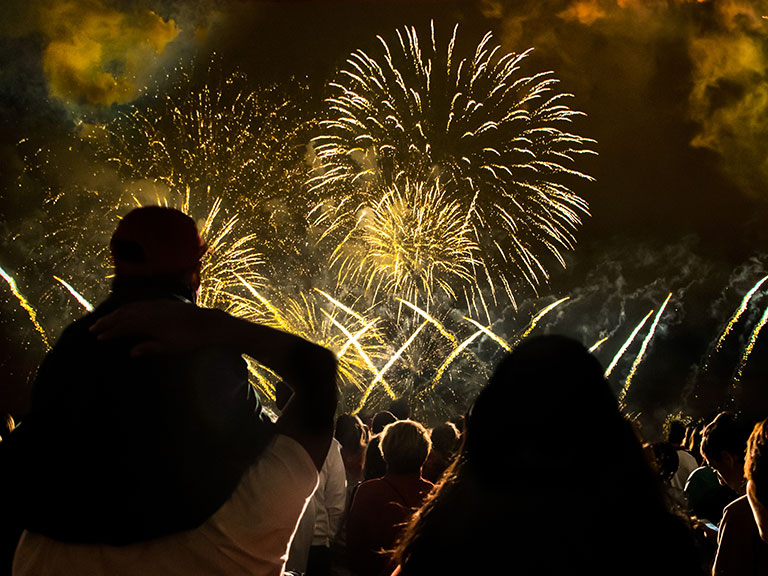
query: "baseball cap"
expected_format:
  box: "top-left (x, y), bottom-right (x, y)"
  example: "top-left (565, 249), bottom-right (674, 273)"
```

top-left (110, 206), bottom-right (208, 277)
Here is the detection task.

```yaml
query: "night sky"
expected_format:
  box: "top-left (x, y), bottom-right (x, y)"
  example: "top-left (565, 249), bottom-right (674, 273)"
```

top-left (2, 0), bottom-right (768, 436)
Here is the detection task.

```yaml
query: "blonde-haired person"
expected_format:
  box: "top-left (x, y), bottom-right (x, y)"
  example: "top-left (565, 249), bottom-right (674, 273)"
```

top-left (347, 420), bottom-right (433, 576)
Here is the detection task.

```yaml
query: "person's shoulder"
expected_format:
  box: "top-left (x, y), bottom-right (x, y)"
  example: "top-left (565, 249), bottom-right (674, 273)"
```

top-left (353, 477), bottom-right (390, 500)
top-left (722, 494), bottom-right (751, 525)
top-left (677, 449), bottom-right (698, 464)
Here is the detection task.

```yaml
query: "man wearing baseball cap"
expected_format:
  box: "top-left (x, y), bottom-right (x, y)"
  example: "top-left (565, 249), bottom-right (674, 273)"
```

top-left (2, 206), bottom-right (337, 576)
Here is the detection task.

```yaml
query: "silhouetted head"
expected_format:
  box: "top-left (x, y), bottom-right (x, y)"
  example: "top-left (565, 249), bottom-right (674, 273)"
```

top-left (701, 411), bottom-right (748, 493)
top-left (371, 410), bottom-right (398, 434)
top-left (651, 442), bottom-right (680, 483)
top-left (335, 413), bottom-right (368, 454)
top-left (667, 419), bottom-right (687, 445)
top-left (429, 422), bottom-right (460, 457)
top-left (467, 334), bottom-right (619, 480)
top-left (110, 207), bottom-right (208, 301)
top-left (393, 335), bottom-right (705, 576)
top-left (387, 398), bottom-right (411, 421)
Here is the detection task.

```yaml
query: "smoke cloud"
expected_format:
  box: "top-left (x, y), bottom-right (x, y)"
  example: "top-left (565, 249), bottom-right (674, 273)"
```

top-left (5, 0), bottom-right (180, 110)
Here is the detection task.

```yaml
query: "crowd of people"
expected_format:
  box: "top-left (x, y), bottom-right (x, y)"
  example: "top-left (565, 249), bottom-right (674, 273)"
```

top-left (1, 206), bottom-right (768, 576)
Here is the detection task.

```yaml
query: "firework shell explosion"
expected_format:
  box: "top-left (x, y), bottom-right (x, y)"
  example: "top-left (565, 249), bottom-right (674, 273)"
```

top-left (89, 60), bottom-right (317, 276)
top-left (310, 22), bottom-right (596, 307)
top-left (325, 179), bottom-right (480, 309)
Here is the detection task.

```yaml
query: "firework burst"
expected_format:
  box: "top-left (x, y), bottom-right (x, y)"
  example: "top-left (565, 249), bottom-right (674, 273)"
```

top-left (192, 198), bottom-right (267, 313)
top-left (227, 283), bottom-right (390, 412)
top-left (86, 60), bottom-right (316, 275)
top-left (325, 179), bottom-right (480, 307)
top-left (311, 22), bottom-right (595, 305)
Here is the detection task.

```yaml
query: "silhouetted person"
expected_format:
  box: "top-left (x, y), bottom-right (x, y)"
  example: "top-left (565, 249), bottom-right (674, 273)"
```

top-left (1, 206), bottom-right (337, 576)
top-left (329, 412), bottom-right (369, 573)
top-left (701, 412), bottom-right (749, 496)
top-left (392, 336), bottom-right (705, 576)
top-left (685, 412), bottom-right (745, 532)
top-left (348, 419), bottom-right (433, 576)
top-left (713, 417), bottom-right (768, 575)
top-left (363, 410), bottom-right (398, 481)
top-left (421, 421), bottom-right (460, 484)
top-left (668, 419), bottom-right (700, 491)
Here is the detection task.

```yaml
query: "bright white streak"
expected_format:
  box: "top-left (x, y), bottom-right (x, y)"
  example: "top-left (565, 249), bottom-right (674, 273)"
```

top-left (619, 292), bottom-right (673, 404)
top-left (604, 309), bottom-right (655, 378)
top-left (54, 276), bottom-right (94, 312)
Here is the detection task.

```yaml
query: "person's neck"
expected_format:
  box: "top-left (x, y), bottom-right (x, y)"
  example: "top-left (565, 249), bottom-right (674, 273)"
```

top-left (111, 275), bottom-right (196, 304)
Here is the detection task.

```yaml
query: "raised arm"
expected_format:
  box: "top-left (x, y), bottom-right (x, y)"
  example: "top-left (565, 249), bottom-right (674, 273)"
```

top-left (91, 300), bottom-right (338, 470)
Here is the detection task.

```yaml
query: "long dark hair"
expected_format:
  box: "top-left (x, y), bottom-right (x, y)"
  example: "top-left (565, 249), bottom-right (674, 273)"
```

top-left (393, 335), bottom-right (704, 575)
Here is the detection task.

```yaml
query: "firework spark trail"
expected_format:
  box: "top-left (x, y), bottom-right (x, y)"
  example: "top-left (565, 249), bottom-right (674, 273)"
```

top-left (53, 276), bottom-right (94, 312)
top-left (430, 330), bottom-right (483, 388)
top-left (244, 357), bottom-right (277, 402)
top-left (604, 309), bottom-right (655, 379)
top-left (463, 316), bottom-right (511, 351)
top-left (336, 322), bottom-right (376, 359)
top-left (397, 298), bottom-right (458, 346)
top-left (234, 274), bottom-right (293, 333)
top-left (312, 22), bottom-right (595, 303)
top-left (515, 297), bottom-right (570, 344)
top-left (716, 275), bottom-right (768, 352)
top-left (619, 292), bottom-right (673, 405)
top-left (313, 288), bottom-right (389, 365)
top-left (315, 288), bottom-right (369, 324)
top-left (320, 309), bottom-right (396, 398)
top-left (589, 336), bottom-right (609, 353)
top-left (0, 265), bottom-right (50, 349)
top-left (353, 320), bottom-right (429, 415)
top-left (732, 304), bottom-right (768, 388)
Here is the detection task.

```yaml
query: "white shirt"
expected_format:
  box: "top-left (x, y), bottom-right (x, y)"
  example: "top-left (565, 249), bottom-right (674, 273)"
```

top-left (14, 434), bottom-right (318, 576)
top-left (671, 449), bottom-right (699, 491)
top-left (286, 438), bottom-right (346, 573)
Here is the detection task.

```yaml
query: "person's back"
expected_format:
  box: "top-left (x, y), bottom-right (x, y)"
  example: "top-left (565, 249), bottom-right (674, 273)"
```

top-left (2, 207), bottom-right (339, 576)
top-left (2, 207), bottom-right (272, 544)
top-left (713, 417), bottom-right (768, 576)
top-left (668, 419), bottom-right (700, 492)
top-left (392, 336), bottom-right (706, 576)
top-left (348, 420), bottom-right (433, 576)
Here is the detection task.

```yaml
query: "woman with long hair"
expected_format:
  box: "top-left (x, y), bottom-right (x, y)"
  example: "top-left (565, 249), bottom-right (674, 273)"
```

top-left (392, 335), bottom-right (705, 576)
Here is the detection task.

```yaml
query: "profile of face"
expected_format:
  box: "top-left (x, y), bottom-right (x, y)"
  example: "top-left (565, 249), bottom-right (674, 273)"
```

top-left (704, 451), bottom-right (745, 494)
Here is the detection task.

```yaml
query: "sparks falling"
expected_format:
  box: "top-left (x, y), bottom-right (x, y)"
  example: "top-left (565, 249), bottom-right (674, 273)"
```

top-left (732, 304), bottom-right (768, 387)
top-left (353, 321), bottom-right (428, 415)
top-left (589, 336), bottom-right (609, 353)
